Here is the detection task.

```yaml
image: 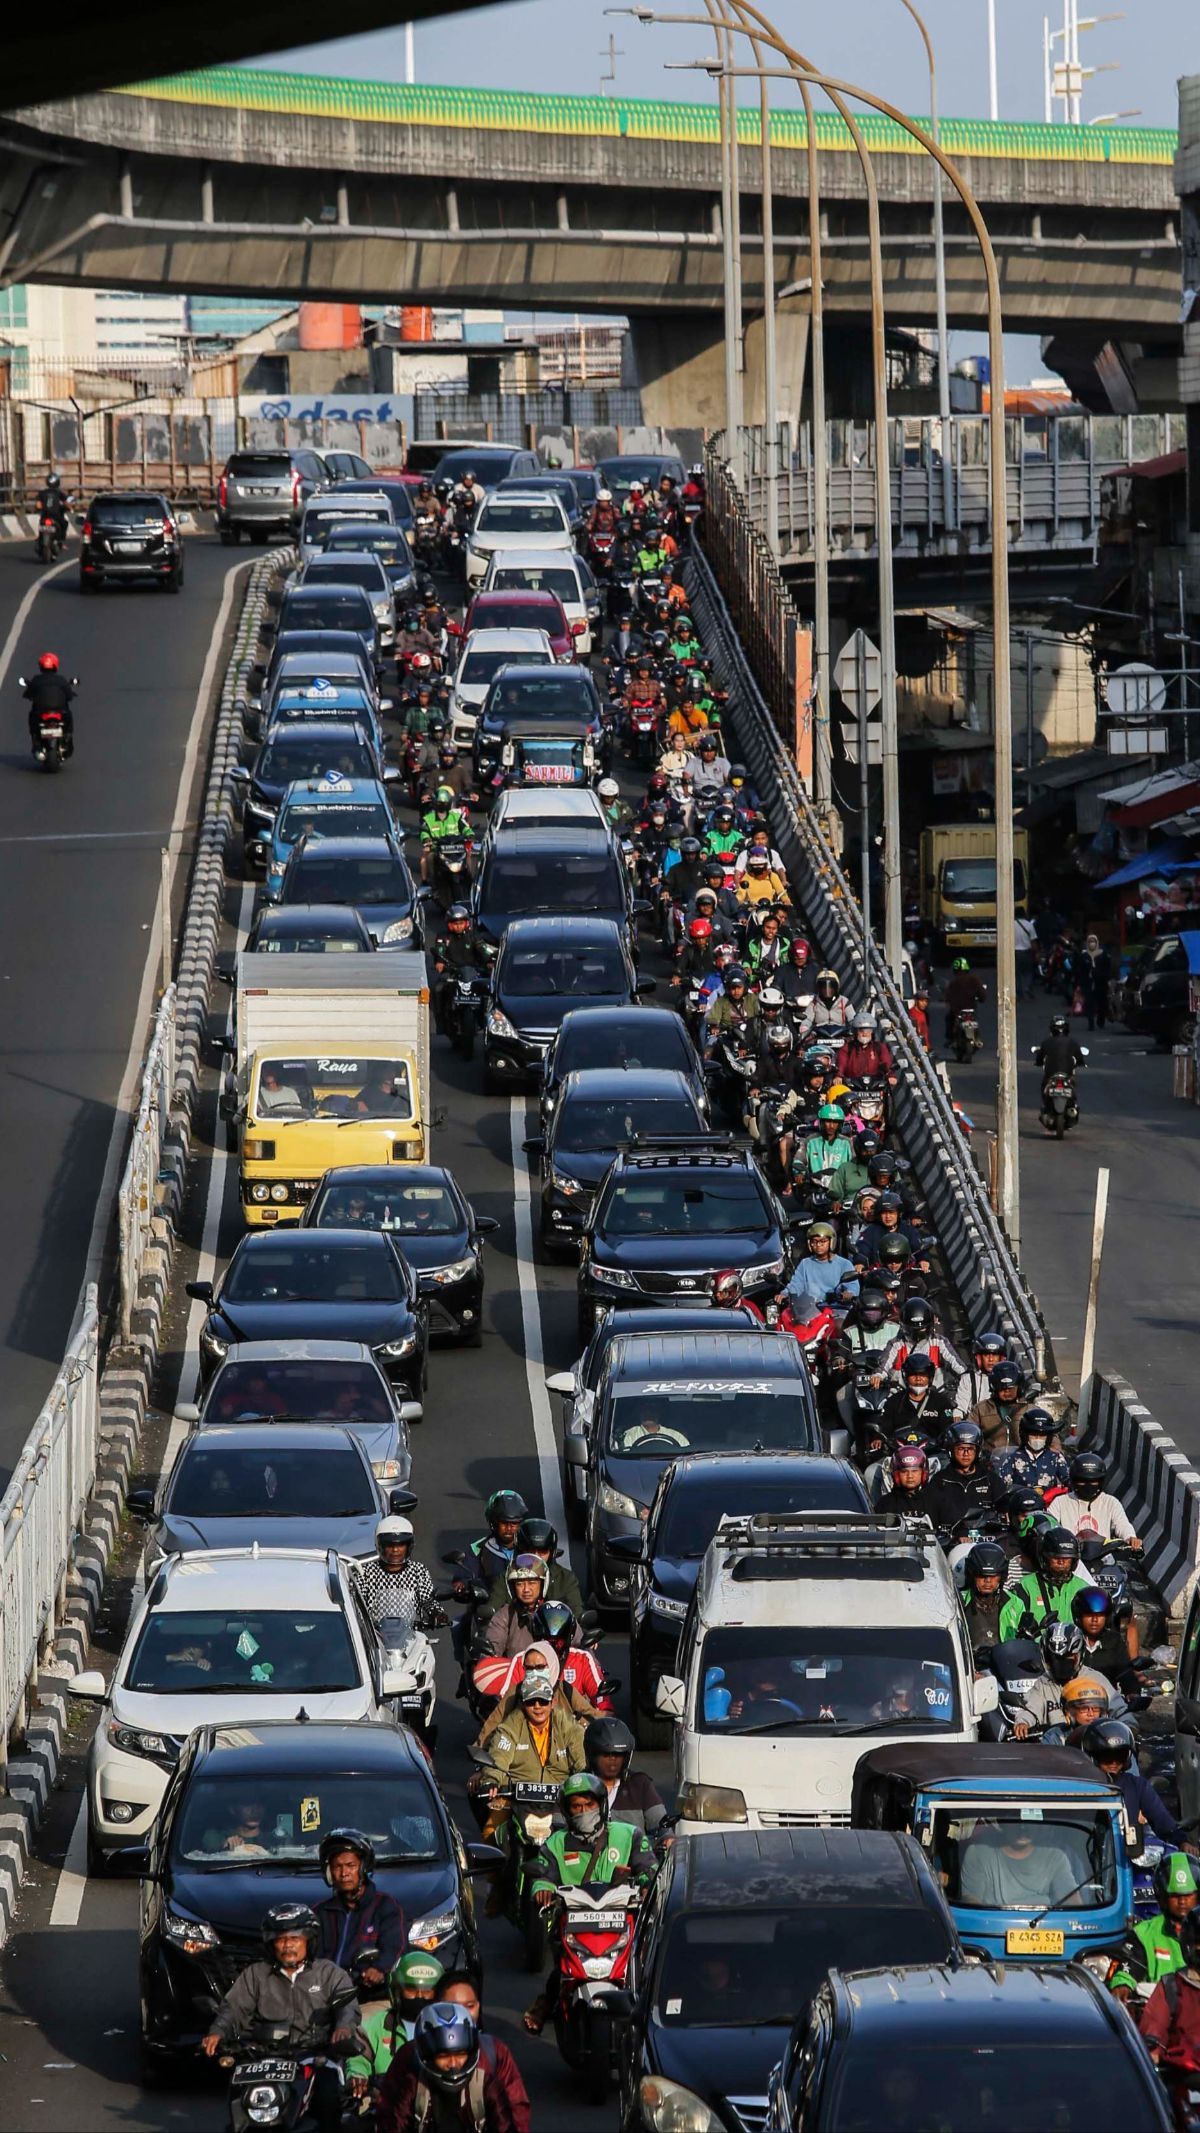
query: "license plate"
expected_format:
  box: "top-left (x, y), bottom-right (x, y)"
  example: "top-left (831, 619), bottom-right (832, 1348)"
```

top-left (237, 2059), bottom-right (297, 2080)
top-left (527, 763), bottom-right (574, 783)
top-left (246, 486), bottom-right (275, 495)
top-left (1005, 1927), bottom-right (1064, 1956)
top-left (116, 540), bottom-right (146, 553)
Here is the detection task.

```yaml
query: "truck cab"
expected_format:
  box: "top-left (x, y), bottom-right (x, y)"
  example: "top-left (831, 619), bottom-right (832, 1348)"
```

top-left (918, 823), bottom-right (1030, 954)
top-left (851, 1742), bottom-right (1133, 1966)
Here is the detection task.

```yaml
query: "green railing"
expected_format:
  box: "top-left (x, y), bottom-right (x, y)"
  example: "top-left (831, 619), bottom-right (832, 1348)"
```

top-left (116, 66), bottom-right (1176, 167)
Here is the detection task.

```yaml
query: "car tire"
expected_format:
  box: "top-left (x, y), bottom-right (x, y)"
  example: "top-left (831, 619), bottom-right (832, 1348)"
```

top-left (85, 1821), bottom-right (108, 1878)
top-left (461, 1317), bottom-right (483, 1348)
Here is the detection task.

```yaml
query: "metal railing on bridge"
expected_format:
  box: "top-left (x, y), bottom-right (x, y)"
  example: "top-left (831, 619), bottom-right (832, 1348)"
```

top-left (735, 411), bottom-right (1183, 566)
top-left (116, 987), bottom-right (177, 1346)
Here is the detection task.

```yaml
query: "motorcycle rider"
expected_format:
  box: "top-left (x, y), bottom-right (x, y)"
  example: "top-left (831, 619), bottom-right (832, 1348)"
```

top-left (583, 1716), bottom-right (670, 1843)
top-left (704, 963), bottom-right (760, 1051)
top-left (960, 1539), bottom-right (1008, 1651)
top-left (464, 1490), bottom-right (529, 1589)
top-left (876, 1442), bottom-right (937, 1518)
top-left (1033, 1013), bottom-right (1087, 1106)
top-left (854, 1191), bottom-right (924, 1271)
top-left (795, 1101), bottom-right (854, 1189)
top-left (880, 1353), bottom-right (957, 1442)
top-left (972, 1359), bottom-right (1034, 1452)
top-left (943, 957), bottom-right (987, 1051)
top-left (807, 967), bottom-right (854, 1038)
top-left (995, 1405), bottom-right (1071, 1497)
top-left (882, 1296), bottom-right (968, 1399)
top-left (420, 787), bottom-right (472, 886)
top-left (1110, 1854), bottom-right (1200, 2007)
top-left (784, 1221), bottom-right (859, 1315)
top-left (587, 487), bottom-right (619, 543)
top-left (346, 1951), bottom-right (445, 2082)
top-left (430, 904), bottom-right (479, 1037)
top-left (998, 1524), bottom-right (1090, 1640)
top-left (34, 470), bottom-right (71, 547)
top-left (834, 1014), bottom-right (896, 1085)
top-left (351, 1515), bottom-right (447, 1637)
top-left (1083, 1718), bottom-right (1189, 1846)
top-left (1073, 1584), bottom-right (1136, 1685)
top-left (523, 1773), bottom-right (658, 2034)
top-left (471, 1674), bottom-right (587, 1836)
top-left (1041, 1618), bottom-right (1124, 1720)
top-left (925, 1419), bottom-right (1005, 1529)
top-left (481, 1555), bottom-right (552, 1659)
top-left (23, 653), bottom-right (76, 755)
top-left (1054, 1451), bottom-right (1141, 1545)
top-left (957, 1332), bottom-right (1010, 1417)
top-left (485, 1515), bottom-right (583, 1623)
top-left (200, 1902), bottom-right (361, 2126)
top-left (376, 2002), bottom-right (530, 2133)
top-left (316, 1829), bottom-right (404, 1996)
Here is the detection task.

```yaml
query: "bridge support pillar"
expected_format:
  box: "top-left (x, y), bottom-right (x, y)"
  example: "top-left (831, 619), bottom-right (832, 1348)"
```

top-left (628, 315), bottom-right (729, 432)
top-left (743, 297), bottom-right (810, 428)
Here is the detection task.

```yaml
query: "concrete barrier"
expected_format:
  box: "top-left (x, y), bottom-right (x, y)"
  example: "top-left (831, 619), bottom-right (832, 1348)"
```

top-left (1085, 1370), bottom-right (1200, 1618)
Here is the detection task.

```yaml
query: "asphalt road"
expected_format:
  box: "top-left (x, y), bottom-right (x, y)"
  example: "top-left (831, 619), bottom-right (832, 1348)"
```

top-left (943, 990), bottom-right (1200, 1457)
top-left (0, 531), bottom-right (243, 1486)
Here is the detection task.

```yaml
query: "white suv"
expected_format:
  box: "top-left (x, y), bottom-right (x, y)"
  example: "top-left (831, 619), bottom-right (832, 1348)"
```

top-left (656, 1510), bottom-right (994, 1831)
top-left (481, 549), bottom-right (600, 656)
top-left (447, 627), bottom-right (554, 749)
top-left (71, 1546), bottom-right (396, 1867)
top-left (464, 493), bottom-right (573, 590)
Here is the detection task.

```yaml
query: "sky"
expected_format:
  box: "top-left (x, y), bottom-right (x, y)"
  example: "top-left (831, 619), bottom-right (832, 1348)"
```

top-left (258, 0), bottom-right (1198, 128)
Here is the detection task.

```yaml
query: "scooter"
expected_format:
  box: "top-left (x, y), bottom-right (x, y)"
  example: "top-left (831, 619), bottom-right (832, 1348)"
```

top-left (220, 2042), bottom-right (347, 2132)
top-left (446, 969), bottom-right (487, 1061)
top-left (35, 513), bottom-right (65, 563)
top-left (1034, 1047), bottom-right (1088, 1138)
top-left (30, 708), bottom-right (71, 772)
top-left (951, 1008), bottom-right (983, 1064)
top-left (550, 1882), bottom-right (641, 2104)
top-left (432, 835), bottom-right (473, 906)
top-left (378, 1612), bottom-right (438, 1746)
top-left (465, 1748), bottom-right (560, 1970)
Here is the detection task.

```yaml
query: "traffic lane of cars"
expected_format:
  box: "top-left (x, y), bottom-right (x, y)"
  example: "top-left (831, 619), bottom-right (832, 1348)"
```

top-left (0, 536), bottom-right (242, 1479)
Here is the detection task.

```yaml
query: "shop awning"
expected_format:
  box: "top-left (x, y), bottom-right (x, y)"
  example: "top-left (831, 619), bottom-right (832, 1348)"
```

top-left (1101, 762), bottom-right (1200, 830)
top-left (1097, 839), bottom-right (1200, 889)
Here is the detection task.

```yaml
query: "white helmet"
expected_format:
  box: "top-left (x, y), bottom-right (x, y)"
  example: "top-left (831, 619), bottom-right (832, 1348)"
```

top-left (376, 1515), bottom-right (413, 1548)
top-left (598, 777), bottom-right (620, 800)
top-left (629, 478), bottom-right (645, 494)
top-left (597, 488), bottom-right (613, 505)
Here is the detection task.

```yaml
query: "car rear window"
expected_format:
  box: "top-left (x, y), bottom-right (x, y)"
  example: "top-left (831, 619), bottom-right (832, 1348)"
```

top-left (479, 502), bottom-right (566, 534)
top-left (558, 1020), bottom-right (688, 1077)
top-left (479, 851), bottom-right (623, 918)
top-left (436, 450), bottom-right (522, 484)
top-left (471, 598), bottom-right (565, 633)
top-left (461, 646), bottom-right (551, 686)
top-left (287, 850), bottom-right (411, 907)
top-left (228, 454), bottom-right (292, 477)
top-left (303, 560), bottom-right (388, 594)
top-left (90, 498), bottom-right (168, 525)
top-left (503, 947), bottom-right (626, 999)
top-left (492, 567), bottom-right (580, 602)
top-left (656, 1904), bottom-right (953, 2028)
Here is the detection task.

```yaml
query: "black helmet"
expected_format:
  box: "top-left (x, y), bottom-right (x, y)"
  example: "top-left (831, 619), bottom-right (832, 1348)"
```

top-left (1002, 1484), bottom-right (1042, 1528)
top-left (1037, 1525), bottom-right (1080, 1579)
top-left (945, 1417), bottom-right (984, 1456)
top-left (1041, 1620), bottom-right (1085, 1684)
top-left (584, 1715), bottom-right (635, 1772)
top-left (1180, 1911), bottom-right (1200, 1969)
top-left (878, 1236), bottom-right (912, 1269)
top-left (446, 902), bottom-right (471, 930)
top-left (725, 965), bottom-right (748, 990)
top-left (318, 1827), bottom-right (375, 1883)
top-left (1081, 1717), bottom-right (1136, 1769)
top-left (877, 1190), bottom-right (904, 1216)
top-left (1069, 1451), bottom-right (1106, 1501)
top-left (857, 1284), bottom-right (888, 1330)
top-left (539, 1600), bottom-right (577, 1652)
top-left (517, 1515), bottom-right (559, 1558)
top-left (485, 1488), bottom-right (528, 1530)
top-left (989, 1360), bottom-right (1023, 1397)
top-left (975, 1331), bottom-right (1007, 1362)
top-left (261, 1901), bottom-right (318, 1956)
top-left (902, 1350), bottom-right (935, 1382)
top-left (900, 1297), bottom-right (935, 1338)
top-left (414, 2003), bottom-right (480, 2093)
top-left (1019, 1405), bottom-right (1056, 1447)
top-left (965, 1540), bottom-right (1008, 1586)
top-left (680, 836), bottom-right (702, 861)
top-left (1051, 1013), bottom-right (1069, 1036)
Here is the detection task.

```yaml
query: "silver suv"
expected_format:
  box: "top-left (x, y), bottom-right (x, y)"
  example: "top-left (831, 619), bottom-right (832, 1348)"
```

top-left (218, 448), bottom-right (329, 544)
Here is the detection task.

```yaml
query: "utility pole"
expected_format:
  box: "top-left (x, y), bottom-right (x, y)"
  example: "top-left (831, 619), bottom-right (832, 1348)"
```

top-left (403, 21), bottom-right (415, 84)
top-left (986, 0), bottom-right (999, 119)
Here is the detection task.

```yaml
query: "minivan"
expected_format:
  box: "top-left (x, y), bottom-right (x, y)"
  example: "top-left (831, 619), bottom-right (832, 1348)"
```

top-left (471, 824), bottom-right (639, 954)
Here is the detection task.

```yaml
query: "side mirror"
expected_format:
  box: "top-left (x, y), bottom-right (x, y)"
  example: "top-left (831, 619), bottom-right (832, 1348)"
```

top-left (545, 1371), bottom-right (575, 1397)
top-left (382, 1667), bottom-right (409, 1699)
top-left (399, 1401), bottom-right (423, 1424)
top-left (380, 696), bottom-right (397, 713)
top-left (383, 767), bottom-right (401, 784)
top-left (185, 1280), bottom-right (214, 1304)
top-left (654, 1674), bottom-right (686, 1719)
top-left (606, 1533), bottom-right (644, 1562)
top-left (972, 1673), bottom-right (1000, 1719)
top-left (389, 1487), bottom-right (419, 1514)
top-left (565, 1436), bottom-right (589, 1468)
top-left (473, 1214), bottom-right (500, 1236)
top-left (176, 1402), bottom-right (200, 1425)
top-left (464, 1840), bottom-right (505, 1874)
top-left (230, 765), bottom-right (251, 785)
top-left (522, 1136), bottom-right (544, 1157)
top-left (127, 1486), bottom-right (157, 1521)
top-left (68, 1670), bottom-right (109, 1703)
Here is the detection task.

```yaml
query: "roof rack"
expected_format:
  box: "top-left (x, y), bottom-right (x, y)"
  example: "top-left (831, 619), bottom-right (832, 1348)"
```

top-left (617, 1135), bottom-right (743, 1160)
top-left (715, 1510), bottom-right (938, 1583)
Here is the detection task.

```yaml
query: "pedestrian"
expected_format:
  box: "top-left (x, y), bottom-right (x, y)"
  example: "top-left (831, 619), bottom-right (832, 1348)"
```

top-left (1013, 913), bottom-right (1037, 1002)
top-left (1077, 932), bottom-right (1111, 1031)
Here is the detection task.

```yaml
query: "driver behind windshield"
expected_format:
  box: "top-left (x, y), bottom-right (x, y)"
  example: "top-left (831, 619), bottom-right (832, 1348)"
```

top-left (958, 1821), bottom-right (1079, 1910)
top-left (258, 1063), bottom-right (311, 1115)
top-left (616, 1406), bottom-right (690, 1453)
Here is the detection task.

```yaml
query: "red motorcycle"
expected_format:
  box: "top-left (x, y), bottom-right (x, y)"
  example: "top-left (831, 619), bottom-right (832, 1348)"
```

top-left (588, 528), bottom-right (616, 574)
top-left (624, 695), bottom-right (662, 769)
top-left (551, 1882), bottom-right (641, 2103)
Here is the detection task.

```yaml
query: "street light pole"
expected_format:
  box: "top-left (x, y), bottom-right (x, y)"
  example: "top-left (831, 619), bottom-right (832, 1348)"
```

top-left (709, 0), bottom-right (777, 551)
top-left (900, 0), bottom-right (955, 532)
top-left (987, 0), bottom-right (999, 119)
top-left (801, 78), bottom-right (832, 813)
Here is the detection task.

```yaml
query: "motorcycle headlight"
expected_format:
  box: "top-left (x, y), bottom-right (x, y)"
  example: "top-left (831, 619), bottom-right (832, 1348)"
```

top-left (487, 1008), bottom-right (518, 1041)
top-left (376, 1335), bottom-right (418, 1360)
top-left (551, 1170), bottom-right (585, 1198)
top-left (408, 1906), bottom-right (457, 1950)
top-left (638, 2077), bottom-right (726, 2133)
top-left (383, 917), bottom-right (413, 943)
top-left (591, 1263), bottom-right (636, 1290)
top-left (598, 1480), bottom-right (641, 1519)
top-left (430, 1255), bottom-right (476, 1285)
top-left (247, 2091), bottom-right (284, 2127)
top-left (162, 1910), bottom-right (220, 1956)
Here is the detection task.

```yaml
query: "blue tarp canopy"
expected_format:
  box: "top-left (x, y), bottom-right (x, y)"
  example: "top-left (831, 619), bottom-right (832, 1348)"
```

top-left (1099, 839), bottom-right (1200, 889)
top-left (1178, 931), bottom-right (1200, 976)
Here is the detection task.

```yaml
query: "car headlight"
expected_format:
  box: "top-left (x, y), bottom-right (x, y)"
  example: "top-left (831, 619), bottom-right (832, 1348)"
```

top-left (200, 1326), bottom-right (229, 1358)
top-left (649, 1591), bottom-right (687, 1621)
top-left (382, 917), bottom-right (413, 943)
top-left (373, 1458), bottom-right (404, 1481)
top-left (639, 2077), bottom-right (726, 2133)
top-left (269, 1183), bottom-right (290, 1203)
top-left (591, 1263), bottom-right (636, 1290)
top-left (374, 601), bottom-right (391, 621)
top-left (408, 1907), bottom-right (458, 1950)
top-left (250, 1183), bottom-right (271, 1203)
top-left (162, 1910), bottom-right (220, 1955)
top-left (376, 1335), bottom-right (418, 1360)
top-left (677, 1782), bottom-right (748, 1825)
top-left (744, 1256), bottom-right (785, 1285)
top-left (108, 1722), bottom-right (177, 1759)
top-left (598, 1480), bottom-right (642, 1519)
top-left (430, 1255), bottom-right (476, 1285)
top-left (487, 1008), bottom-right (518, 1041)
top-left (551, 1170), bottom-right (585, 1198)
top-left (244, 800), bottom-right (275, 825)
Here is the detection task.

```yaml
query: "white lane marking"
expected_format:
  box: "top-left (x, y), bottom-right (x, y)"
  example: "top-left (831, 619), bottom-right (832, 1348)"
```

top-left (78, 561), bottom-right (246, 1308)
top-left (0, 555), bottom-right (75, 696)
top-left (0, 829), bottom-right (169, 845)
top-left (47, 1794), bottom-right (89, 1927)
top-left (509, 1096), bottom-right (568, 1536)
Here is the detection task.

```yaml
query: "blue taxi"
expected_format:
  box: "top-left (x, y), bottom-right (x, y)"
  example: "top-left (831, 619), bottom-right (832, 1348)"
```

top-left (262, 773), bottom-right (399, 903)
top-left (265, 674), bottom-right (385, 756)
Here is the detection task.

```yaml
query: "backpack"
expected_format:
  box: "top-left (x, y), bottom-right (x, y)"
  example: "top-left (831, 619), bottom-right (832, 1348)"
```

top-left (411, 2040), bottom-right (497, 2131)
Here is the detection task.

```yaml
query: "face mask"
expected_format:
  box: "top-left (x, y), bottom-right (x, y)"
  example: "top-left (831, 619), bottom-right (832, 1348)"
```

top-left (1025, 1435), bottom-right (1048, 1454)
top-left (568, 1808), bottom-right (603, 1840)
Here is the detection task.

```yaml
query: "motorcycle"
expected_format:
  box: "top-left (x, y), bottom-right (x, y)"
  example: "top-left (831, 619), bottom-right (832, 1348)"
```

top-left (624, 698), bottom-right (661, 770)
top-left (706, 1029), bottom-right (759, 1132)
top-left (219, 2042), bottom-right (347, 2133)
top-left (432, 835), bottom-right (473, 905)
top-left (550, 1881), bottom-right (640, 2104)
top-left (446, 968), bottom-right (487, 1061)
top-left (412, 513), bottom-right (442, 572)
top-left (378, 1612), bottom-right (438, 1746)
top-left (951, 1008), bottom-right (983, 1064)
top-left (466, 1748), bottom-right (560, 1969)
top-left (847, 1076), bottom-right (889, 1133)
top-left (30, 707), bottom-right (71, 773)
top-left (835, 1362), bottom-right (894, 1468)
top-left (588, 529), bottom-right (616, 575)
top-left (749, 1084), bottom-right (792, 1192)
top-left (976, 1637), bottom-right (1051, 1742)
top-left (1034, 1046), bottom-right (1088, 1138)
top-left (35, 513), bottom-right (65, 563)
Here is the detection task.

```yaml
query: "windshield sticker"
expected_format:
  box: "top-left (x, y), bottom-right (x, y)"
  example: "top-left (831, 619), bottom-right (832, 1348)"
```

top-left (300, 1796), bottom-right (322, 1833)
top-left (626, 1380), bottom-right (774, 1397)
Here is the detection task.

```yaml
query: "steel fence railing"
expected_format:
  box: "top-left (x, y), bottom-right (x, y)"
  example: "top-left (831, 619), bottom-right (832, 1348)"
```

top-left (0, 1288), bottom-right (100, 1773)
top-left (116, 985), bottom-right (177, 1345)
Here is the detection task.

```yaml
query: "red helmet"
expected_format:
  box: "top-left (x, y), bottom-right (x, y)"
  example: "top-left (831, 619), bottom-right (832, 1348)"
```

top-left (38, 652), bottom-right (59, 672)
top-left (688, 917), bottom-right (713, 943)
top-left (712, 1269), bottom-right (744, 1307)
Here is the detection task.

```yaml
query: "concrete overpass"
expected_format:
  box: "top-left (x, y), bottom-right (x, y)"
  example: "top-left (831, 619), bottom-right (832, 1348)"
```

top-left (0, 68), bottom-right (1182, 423)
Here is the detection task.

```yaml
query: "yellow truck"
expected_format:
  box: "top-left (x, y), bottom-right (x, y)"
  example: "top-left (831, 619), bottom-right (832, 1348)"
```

top-left (918, 824), bottom-right (1030, 954)
top-left (220, 952), bottom-right (431, 1227)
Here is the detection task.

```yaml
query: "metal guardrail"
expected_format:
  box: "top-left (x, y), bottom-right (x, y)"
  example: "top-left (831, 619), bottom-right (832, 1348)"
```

top-left (686, 513), bottom-right (1052, 1383)
top-left (0, 1290), bottom-right (100, 1769)
top-left (116, 986), bottom-right (177, 1345)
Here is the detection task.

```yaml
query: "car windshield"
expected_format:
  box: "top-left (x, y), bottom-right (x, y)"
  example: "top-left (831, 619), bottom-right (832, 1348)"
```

top-left (558, 1023), bottom-right (687, 1077)
top-left (436, 451), bottom-right (522, 484)
top-left (656, 1904), bottom-right (952, 2028)
top-left (127, 1610), bottom-right (359, 1694)
top-left (461, 646), bottom-right (549, 686)
top-left (606, 1386), bottom-right (811, 1458)
top-left (479, 503), bottom-right (565, 534)
top-left (479, 854), bottom-right (622, 917)
top-left (286, 852), bottom-right (409, 906)
top-left (282, 593), bottom-right (373, 633)
top-left (304, 561), bottom-right (387, 595)
top-left (205, 1361), bottom-right (395, 1424)
top-left (224, 1239), bottom-right (407, 1303)
top-left (696, 1627), bottom-right (961, 1736)
top-left (557, 1095), bottom-right (699, 1152)
top-left (656, 1476), bottom-right (863, 1558)
top-left (252, 1056), bottom-right (414, 1123)
top-left (941, 859), bottom-right (1027, 899)
top-left (258, 737), bottom-right (373, 784)
top-left (503, 949), bottom-right (625, 1000)
top-left (170, 1446), bottom-right (376, 1518)
top-left (492, 567), bottom-right (580, 601)
top-left (488, 674), bottom-right (591, 717)
top-left (828, 2039), bottom-right (1151, 2133)
top-left (91, 498), bottom-right (167, 526)
top-left (277, 798), bottom-right (389, 848)
top-left (931, 1808), bottom-right (1118, 1913)
top-left (172, 1771), bottom-right (444, 1866)
top-left (600, 1173), bottom-right (767, 1236)
top-left (312, 1179), bottom-right (461, 1235)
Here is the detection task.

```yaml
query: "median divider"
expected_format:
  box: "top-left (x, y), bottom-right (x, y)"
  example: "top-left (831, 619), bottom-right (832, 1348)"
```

top-left (1084, 1371), bottom-right (1200, 1620)
top-left (0, 549), bottom-right (284, 1944)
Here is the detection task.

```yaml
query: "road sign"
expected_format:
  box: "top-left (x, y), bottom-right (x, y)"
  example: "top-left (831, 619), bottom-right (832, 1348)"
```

top-left (841, 732), bottom-right (884, 766)
top-left (1106, 724), bottom-right (1167, 757)
top-left (834, 630), bottom-right (882, 716)
top-left (1105, 662), bottom-right (1167, 718)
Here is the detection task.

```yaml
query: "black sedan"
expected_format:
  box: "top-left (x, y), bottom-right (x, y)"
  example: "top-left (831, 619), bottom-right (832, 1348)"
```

top-left (187, 1229), bottom-right (428, 1397)
top-left (541, 1004), bottom-right (706, 1128)
top-left (243, 903), bottom-right (377, 954)
top-left (301, 1165), bottom-right (498, 1345)
top-left (138, 1719), bottom-right (497, 2070)
top-left (484, 914), bottom-right (650, 1088)
top-left (527, 1066), bottom-right (705, 1254)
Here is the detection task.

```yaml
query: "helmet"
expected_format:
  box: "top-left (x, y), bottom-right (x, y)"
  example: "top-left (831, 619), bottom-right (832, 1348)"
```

top-left (1003, 1484), bottom-right (1042, 1528)
top-left (434, 785), bottom-right (454, 807)
top-left (1156, 1852), bottom-right (1200, 1904)
top-left (747, 850), bottom-right (769, 870)
top-left (868, 1152), bottom-right (898, 1184)
top-left (688, 917), bottom-right (713, 944)
top-left (877, 1191), bottom-right (904, 1216)
top-left (853, 1013), bottom-right (876, 1034)
top-left (388, 1951), bottom-right (444, 2012)
top-left (766, 1023), bottom-right (794, 1055)
top-left (758, 987), bottom-right (785, 1016)
top-left (989, 1361), bottom-right (1023, 1397)
top-left (857, 1285), bottom-right (888, 1330)
top-left (1051, 1014), bottom-right (1069, 1036)
top-left (517, 1516), bottom-right (559, 1558)
top-left (261, 1901), bottom-right (318, 1956)
top-left (976, 1332), bottom-right (1007, 1362)
top-left (410, 651), bottom-right (433, 675)
top-left (1060, 1676), bottom-right (1109, 1715)
top-left (1036, 1525), bottom-right (1080, 1578)
top-left (902, 1350), bottom-right (934, 1382)
top-left (38, 652), bottom-right (59, 672)
top-left (446, 903), bottom-right (471, 931)
top-left (598, 777), bottom-right (620, 801)
top-left (1082, 1717), bottom-right (1134, 1770)
top-left (815, 969), bottom-right (840, 1002)
top-left (725, 965), bottom-right (748, 990)
top-left (1041, 1620), bottom-right (1085, 1683)
top-left (951, 957), bottom-right (970, 973)
top-left (1069, 1451), bottom-right (1107, 1501)
top-left (629, 478), bottom-right (645, 494)
top-left (900, 1297), bottom-right (935, 1337)
top-left (878, 1236), bottom-right (912, 1268)
top-left (414, 2003), bottom-right (480, 2093)
top-left (965, 1540), bottom-right (1008, 1586)
top-left (893, 1445), bottom-right (929, 1477)
top-left (319, 1827), bottom-right (375, 1882)
top-left (376, 1515), bottom-right (413, 1551)
top-left (807, 1220), bottom-right (837, 1245)
top-left (439, 743), bottom-right (456, 762)
top-left (817, 1102), bottom-right (844, 1123)
top-left (538, 1600), bottom-right (577, 1652)
top-left (945, 1417), bottom-right (984, 1456)
top-left (712, 1269), bottom-right (745, 1307)
top-left (560, 1770), bottom-right (610, 1838)
top-left (46, 471), bottom-right (61, 489)
top-left (1019, 1404), bottom-right (1056, 1448)
top-left (584, 1715), bottom-right (635, 1772)
top-left (1072, 1585), bottom-right (1112, 1626)
top-left (790, 937), bottom-right (810, 962)
top-left (681, 836), bottom-right (702, 860)
top-left (597, 487), bottom-right (613, 504)
top-left (485, 1488), bottom-right (528, 1531)
top-left (506, 1552), bottom-right (550, 1596)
